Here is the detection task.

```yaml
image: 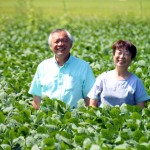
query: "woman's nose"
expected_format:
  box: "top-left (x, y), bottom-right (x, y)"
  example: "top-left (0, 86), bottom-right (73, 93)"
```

top-left (120, 53), bottom-right (125, 57)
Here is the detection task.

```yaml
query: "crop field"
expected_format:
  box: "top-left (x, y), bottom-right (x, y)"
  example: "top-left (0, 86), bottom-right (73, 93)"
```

top-left (0, 0), bottom-right (150, 149)
top-left (0, 0), bottom-right (150, 19)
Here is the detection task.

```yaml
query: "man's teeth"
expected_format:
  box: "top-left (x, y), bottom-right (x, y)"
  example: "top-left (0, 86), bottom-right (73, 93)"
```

top-left (58, 48), bottom-right (64, 51)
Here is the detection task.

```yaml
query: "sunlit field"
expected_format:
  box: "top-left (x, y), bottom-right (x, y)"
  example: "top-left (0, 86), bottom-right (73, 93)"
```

top-left (0, 0), bottom-right (150, 149)
top-left (0, 0), bottom-right (150, 19)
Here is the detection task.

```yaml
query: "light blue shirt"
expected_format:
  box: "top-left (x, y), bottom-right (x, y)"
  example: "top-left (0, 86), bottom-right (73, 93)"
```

top-left (29, 55), bottom-right (95, 108)
top-left (88, 70), bottom-right (150, 107)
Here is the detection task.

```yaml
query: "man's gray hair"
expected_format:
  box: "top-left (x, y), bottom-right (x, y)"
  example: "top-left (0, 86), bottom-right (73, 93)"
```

top-left (48, 29), bottom-right (74, 46)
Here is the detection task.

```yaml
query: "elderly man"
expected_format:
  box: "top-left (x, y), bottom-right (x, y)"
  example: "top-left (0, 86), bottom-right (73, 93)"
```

top-left (29, 29), bottom-right (95, 109)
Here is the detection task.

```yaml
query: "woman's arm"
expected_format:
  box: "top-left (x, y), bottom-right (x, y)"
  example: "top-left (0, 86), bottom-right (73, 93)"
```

top-left (89, 99), bottom-right (98, 107)
top-left (137, 101), bottom-right (145, 109)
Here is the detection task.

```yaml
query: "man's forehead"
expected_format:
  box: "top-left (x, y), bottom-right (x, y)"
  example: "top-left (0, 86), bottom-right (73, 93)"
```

top-left (52, 31), bottom-right (68, 38)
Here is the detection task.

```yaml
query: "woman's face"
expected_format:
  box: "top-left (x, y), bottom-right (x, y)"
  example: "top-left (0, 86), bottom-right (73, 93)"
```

top-left (113, 49), bottom-right (132, 68)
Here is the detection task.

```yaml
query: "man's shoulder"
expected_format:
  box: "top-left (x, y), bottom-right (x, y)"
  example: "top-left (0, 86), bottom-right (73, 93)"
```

top-left (38, 57), bottom-right (54, 69)
top-left (39, 57), bottom-right (54, 65)
top-left (71, 55), bottom-right (89, 65)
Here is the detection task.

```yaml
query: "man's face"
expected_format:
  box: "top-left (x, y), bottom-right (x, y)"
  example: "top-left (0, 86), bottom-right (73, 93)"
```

top-left (50, 31), bottom-right (72, 58)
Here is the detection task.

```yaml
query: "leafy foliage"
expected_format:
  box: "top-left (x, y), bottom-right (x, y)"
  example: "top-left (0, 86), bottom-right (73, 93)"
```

top-left (0, 96), bottom-right (150, 149)
top-left (0, 13), bottom-right (150, 149)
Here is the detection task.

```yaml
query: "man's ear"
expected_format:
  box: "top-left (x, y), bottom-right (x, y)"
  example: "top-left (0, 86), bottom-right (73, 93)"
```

top-left (70, 43), bottom-right (73, 48)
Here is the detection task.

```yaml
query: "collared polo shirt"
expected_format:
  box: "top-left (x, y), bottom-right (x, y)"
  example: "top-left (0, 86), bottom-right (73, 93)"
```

top-left (29, 55), bottom-right (95, 108)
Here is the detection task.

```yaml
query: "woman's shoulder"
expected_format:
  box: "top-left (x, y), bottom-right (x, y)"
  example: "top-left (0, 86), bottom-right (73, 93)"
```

top-left (97, 70), bottom-right (113, 80)
top-left (124, 74), bottom-right (145, 88)
top-left (129, 73), bottom-right (141, 81)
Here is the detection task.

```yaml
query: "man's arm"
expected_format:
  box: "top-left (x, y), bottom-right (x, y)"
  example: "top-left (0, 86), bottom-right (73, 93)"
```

top-left (84, 97), bottom-right (90, 106)
top-left (32, 96), bottom-right (41, 110)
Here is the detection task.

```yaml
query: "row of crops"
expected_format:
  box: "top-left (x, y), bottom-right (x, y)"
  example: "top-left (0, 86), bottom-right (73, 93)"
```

top-left (0, 14), bottom-right (150, 149)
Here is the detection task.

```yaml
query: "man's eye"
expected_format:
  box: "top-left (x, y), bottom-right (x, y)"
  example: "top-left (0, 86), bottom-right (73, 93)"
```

top-left (55, 41), bottom-right (59, 44)
top-left (63, 39), bottom-right (68, 42)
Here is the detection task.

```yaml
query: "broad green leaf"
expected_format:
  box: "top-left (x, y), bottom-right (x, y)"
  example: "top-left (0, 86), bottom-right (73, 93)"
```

top-left (115, 135), bottom-right (124, 144)
top-left (90, 144), bottom-right (100, 150)
top-left (83, 138), bottom-right (92, 149)
top-left (136, 67), bottom-right (142, 73)
top-left (31, 145), bottom-right (40, 150)
top-left (0, 112), bottom-right (5, 123)
top-left (131, 112), bottom-right (142, 120)
top-left (113, 143), bottom-right (131, 150)
top-left (35, 112), bottom-right (45, 123)
top-left (26, 136), bottom-right (35, 147)
top-left (18, 126), bottom-right (30, 137)
top-left (127, 122), bottom-right (138, 131)
top-left (137, 60), bottom-right (146, 66)
top-left (136, 144), bottom-right (147, 150)
top-left (12, 136), bottom-right (25, 149)
top-left (74, 133), bottom-right (87, 146)
top-left (42, 138), bottom-right (55, 147)
top-left (55, 133), bottom-right (72, 145)
top-left (5, 129), bottom-right (16, 144)
top-left (37, 126), bottom-right (47, 134)
top-left (0, 144), bottom-right (11, 150)
top-left (110, 107), bottom-right (121, 118)
top-left (133, 130), bottom-right (144, 142)
top-left (12, 115), bottom-right (23, 123)
top-left (0, 124), bottom-right (7, 133)
top-left (139, 136), bottom-right (148, 143)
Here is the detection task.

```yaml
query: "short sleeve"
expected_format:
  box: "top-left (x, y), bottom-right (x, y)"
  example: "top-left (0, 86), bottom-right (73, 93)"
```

top-left (28, 66), bottom-right (42, 97)
top-left (82, 64), bottom-right (95, 98)
top-left (135, 78), bottom-right (150, 103)
top-left (87, 72), bottom-right (105, 100)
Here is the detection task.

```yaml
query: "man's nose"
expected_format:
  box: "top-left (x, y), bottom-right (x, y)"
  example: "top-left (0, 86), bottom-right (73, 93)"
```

top-left (58, 41), bottom-right (64, 46)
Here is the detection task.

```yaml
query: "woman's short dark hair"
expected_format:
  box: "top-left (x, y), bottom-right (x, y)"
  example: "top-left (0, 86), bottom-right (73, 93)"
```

top-left (112, 40), bottom-right (137, 60)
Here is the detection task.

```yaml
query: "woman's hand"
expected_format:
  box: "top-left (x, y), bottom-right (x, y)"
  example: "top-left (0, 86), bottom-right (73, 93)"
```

top-left (89, 99), bottom-right (98, 107)
top-left (137, 102), bottom-right (145, 108)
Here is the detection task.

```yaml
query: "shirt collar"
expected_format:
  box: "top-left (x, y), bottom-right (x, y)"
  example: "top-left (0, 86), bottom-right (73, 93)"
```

top-left (53, 54), bottom-right (72, 67)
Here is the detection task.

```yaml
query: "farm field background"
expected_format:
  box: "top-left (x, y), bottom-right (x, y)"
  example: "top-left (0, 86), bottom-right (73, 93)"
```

top-left (0, 0), bottom-right (150, 149)
top-left (0, 0), bottom-right (150, 19)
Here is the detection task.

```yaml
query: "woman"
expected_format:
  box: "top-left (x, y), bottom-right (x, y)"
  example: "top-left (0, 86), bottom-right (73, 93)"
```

top-left (88, 40), bottom-right (150, 108)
